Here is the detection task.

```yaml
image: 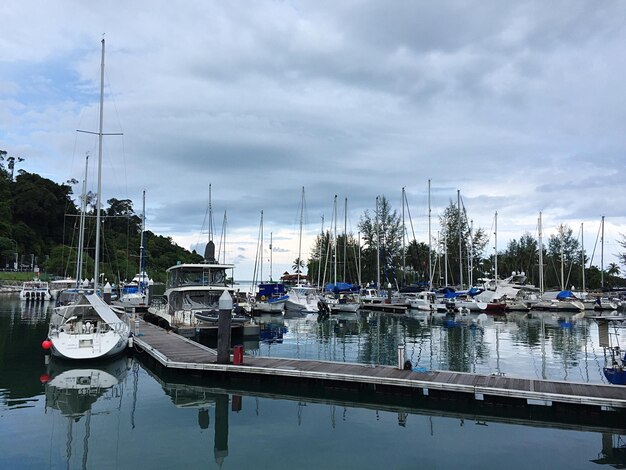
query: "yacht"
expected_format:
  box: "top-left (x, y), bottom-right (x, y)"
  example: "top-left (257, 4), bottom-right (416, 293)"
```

top-left (147, 241), bottom-right (238, 328)
top-left (20, 280), bottom-right (51, 301)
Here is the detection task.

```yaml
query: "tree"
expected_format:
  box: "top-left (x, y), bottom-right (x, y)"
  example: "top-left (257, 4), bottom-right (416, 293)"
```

top-left (545, 224), bottom-right (581, 290)
top-left (292, 257), bottom-right (304, 274)
top-left (438, 200), bottom-right (488, 287)
top-left (358, 195), bottom-right (402, 287)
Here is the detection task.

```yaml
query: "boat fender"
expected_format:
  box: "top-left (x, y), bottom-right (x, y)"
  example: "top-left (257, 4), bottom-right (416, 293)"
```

top-left (403, 360), bottom-right (412, 370)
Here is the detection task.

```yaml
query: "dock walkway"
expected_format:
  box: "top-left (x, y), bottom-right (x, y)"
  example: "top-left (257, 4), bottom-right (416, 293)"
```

top-left (132, 318), bottom-right (626, 410)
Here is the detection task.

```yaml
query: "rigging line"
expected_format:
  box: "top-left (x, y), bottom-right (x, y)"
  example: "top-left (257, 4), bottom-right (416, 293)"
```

top-left (588, 219), bottom-right (602, 268)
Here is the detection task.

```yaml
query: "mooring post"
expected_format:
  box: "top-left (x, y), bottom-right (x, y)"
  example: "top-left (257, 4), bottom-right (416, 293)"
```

top-left (217, 290), bottom-right (233, 364)
top-left (397, 343), bottom-right (405, 370)
top-left (103, 281), bottom-right (112, 304)
top-left (387, 282), bottom-right (392, 304)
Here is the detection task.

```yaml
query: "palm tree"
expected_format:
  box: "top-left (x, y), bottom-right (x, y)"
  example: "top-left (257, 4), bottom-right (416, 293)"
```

top-left (607, 262), bottom-right (620, 276)
top-left (292, 257), bottom-right (304, 273)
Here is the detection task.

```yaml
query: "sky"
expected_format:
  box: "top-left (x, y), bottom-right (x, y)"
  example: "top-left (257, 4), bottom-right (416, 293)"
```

top-left (2, 1), bottom-right (626, 281)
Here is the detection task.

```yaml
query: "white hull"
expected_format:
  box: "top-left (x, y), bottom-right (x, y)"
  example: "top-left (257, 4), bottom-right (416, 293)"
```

top-left (47, 293), bottom-right (130, 360)
top-left (252, 300), bottom-right (286, 314)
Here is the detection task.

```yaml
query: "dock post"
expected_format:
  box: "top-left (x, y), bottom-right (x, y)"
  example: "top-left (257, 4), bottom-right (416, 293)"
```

top-left (397, 343), bottom-right (405, 369)
top-left (217, 291), bottom-right (233, 364)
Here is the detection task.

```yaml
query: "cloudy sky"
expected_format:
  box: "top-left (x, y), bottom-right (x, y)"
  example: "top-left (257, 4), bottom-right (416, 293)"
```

top-left (2, 1), bottom-right (626, 280)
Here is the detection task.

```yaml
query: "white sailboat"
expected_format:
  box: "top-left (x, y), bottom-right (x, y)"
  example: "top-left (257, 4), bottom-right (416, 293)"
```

top-left (285, 187), bottom-right (321, 314)
top-left (44, 39), bottom-right (130, 360)
top-left (118, 190), bottom-right (151, 310)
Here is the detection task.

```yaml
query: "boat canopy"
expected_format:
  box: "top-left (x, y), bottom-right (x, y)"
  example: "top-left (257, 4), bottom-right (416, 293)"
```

top-left (556, 290), bottom-right (578, 300)
top-left (85, 293), bottom-right (125, 326)
top-left (325, 282), bottom-right (359, 293)
top-left (258, 283), bottom-right (286, 297)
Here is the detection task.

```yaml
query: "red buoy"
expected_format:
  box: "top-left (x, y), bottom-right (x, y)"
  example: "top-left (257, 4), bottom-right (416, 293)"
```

top-left (42, 339), bottom-right (52, 350)
top-left (39, 374), bottom-right (50, 384)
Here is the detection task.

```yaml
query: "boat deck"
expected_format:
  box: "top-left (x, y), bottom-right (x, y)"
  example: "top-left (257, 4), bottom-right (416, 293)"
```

top-left (132, 318), bottom-right (626, 410)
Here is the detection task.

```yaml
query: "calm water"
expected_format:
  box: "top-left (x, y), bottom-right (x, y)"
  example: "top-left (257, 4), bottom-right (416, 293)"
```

top-left (1, 296), bottom-right (625, 469)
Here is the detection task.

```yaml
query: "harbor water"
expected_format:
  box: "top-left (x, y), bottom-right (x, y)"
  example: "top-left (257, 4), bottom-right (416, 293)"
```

top-left (1, 295), bottom-right (625, 469)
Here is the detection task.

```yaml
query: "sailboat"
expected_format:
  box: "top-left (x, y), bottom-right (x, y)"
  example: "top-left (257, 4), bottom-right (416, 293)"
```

top-left (285, 187), bottom-right (321, 314)
top-left (249, 212), bottom-right (288, 315)
top-left (118, 190), bottom-right (151, 310)
top-left (43, 39), bottom-right (131, 360)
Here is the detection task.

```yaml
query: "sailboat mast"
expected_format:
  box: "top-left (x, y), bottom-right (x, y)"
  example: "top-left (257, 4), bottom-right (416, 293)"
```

top-left (428, 179), bottom-right (432, 289)
top-left (269, 232), bottom-right (273, 282)
top-left (317, 215), bottom-right (324, 289)
top-left (560, 229), bottom-right (565, 291)
top-left (538, 212), bottom-right (544, 295)
top-left (297, 187), bottom-right (304, 285)
top-left (376, 196), bottom-right (380, 290)
top-left (601, 215), bottom-right (605, 288)
top-left (457, 189), bottom-right (463, 289)
top-left (140, 190), bottom-right (146, 272)
top-left (581, 222), bottom-right (585, 291)
top-left (93, 38), bottom-right (105, 293)
top-left (494, 211), bottom-right (498, 286)
top-left (75, 154), bottom-right (89, 286)
top-left (343, 197), bottom-right (347, 282)
top-left (333, 195), bottom-right (338, 286)
top-left (401, 187), bottom-right (405, 287)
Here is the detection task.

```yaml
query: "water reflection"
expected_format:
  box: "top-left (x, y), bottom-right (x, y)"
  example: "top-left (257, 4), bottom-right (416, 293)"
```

top-left (245, 308), bottom-right (623, 385)
top-left (43, 356), bottom-right (130, 470)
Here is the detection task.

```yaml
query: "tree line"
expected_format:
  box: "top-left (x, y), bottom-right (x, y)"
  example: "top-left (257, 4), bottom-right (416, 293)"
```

top-left (305, 194), bottom-right (626, 291)
top-left (0, 150), bottom-right (202, 283)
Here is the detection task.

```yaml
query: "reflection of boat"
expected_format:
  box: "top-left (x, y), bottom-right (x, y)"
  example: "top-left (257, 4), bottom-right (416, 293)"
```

top-left (44, 356), bottom-right (130, 417)
top-left (259, 322), bottom-right (288, 343)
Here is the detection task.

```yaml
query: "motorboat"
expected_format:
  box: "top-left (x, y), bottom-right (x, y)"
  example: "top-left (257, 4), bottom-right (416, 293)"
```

top-left (20, 280), bottom-right (51, 301)
top-left (250, 282), bottom-right (288, 315)
top-left (284, 284), bottom-right (320, 313)
top-left (49, 278), bottom-right (76, 300)
top-left (147, 241), bottom-right (238, 328)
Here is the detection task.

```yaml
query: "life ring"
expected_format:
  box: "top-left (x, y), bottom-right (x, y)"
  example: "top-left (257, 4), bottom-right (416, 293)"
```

top-left (260, 295), bottom-right (266, 301)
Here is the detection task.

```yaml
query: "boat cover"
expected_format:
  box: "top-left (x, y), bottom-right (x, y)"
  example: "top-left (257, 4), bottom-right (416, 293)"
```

top-left (556, 290), bottom-right (577, 300)
top-left (85, 293), bottom-right (124, 326)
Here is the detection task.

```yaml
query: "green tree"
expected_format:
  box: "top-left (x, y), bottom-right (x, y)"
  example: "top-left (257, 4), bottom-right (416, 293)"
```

top-left (438, 200), bottom-right (488, 287)
top-left (358, 195), bottom-right (402, 287)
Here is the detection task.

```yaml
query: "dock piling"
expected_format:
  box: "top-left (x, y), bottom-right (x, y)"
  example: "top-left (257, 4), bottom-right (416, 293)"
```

top-left (217, 291), bottom-right (233, 364)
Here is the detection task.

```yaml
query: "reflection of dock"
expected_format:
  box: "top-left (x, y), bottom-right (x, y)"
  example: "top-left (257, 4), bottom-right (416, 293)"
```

top-left (132, 318), bottom-right (626, 412)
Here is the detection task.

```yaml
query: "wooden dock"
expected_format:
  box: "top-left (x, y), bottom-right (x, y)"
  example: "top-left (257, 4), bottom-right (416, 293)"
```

top-left (360, 303), bottom-right (409, 314)
top-left (131, 318), bottom-right (626, 411)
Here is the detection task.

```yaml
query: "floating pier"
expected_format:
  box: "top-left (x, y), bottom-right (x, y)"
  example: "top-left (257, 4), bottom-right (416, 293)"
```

top-left (131, 318), bottom-right (626, 412)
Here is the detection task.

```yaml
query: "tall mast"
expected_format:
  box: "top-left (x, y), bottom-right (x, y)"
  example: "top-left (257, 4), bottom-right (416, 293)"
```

top-left (75, 154), bottom-right (89, 285)
top-left (140, 189), bottom-right (146, 278)
top-left (297, 187), bottom-right (305, 285)
top-left (457, 189), bottom-right (463, 289)
top-left (560, 228), bottom-right (565, 291)
top-left (317, 215), bottom-right (324, 289)
top-left (601, 215), bottom-right (605, 288)
top-left (269, 231), bottom-right (273, 282)
top-left (343, 197), bottom-right (347, 282)
top-left (538, 212), bottom-right (544, 295)
top-left (494, 211), bottom-right (498, 286)
top-left (428, 179), bottom-right (432, 289)
top-left (401, 187), bottom-right (405, 287)
top-left (93, 39), bottom-right (106, 293)
top-left (376, 196), bottom-right (380, 290)
top-left (581, 222), bottom-right (585, 291)
top-left (333, 195), bottom-right (338, 286)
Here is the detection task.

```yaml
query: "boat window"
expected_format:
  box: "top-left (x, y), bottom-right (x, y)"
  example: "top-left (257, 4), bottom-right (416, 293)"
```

top-left (167, 267), bottom-right (228, 289)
